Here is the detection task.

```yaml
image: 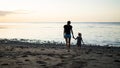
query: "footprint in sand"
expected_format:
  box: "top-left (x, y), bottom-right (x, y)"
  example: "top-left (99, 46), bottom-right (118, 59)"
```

top-left (114, 59), bottom-right (120, 62)
top-left (36, 61), bottom-right (47, 64)
top-left (25, 59), bottom-right (30, 61)
top-left (16, 61), bottom-right (24, 65)
top-left (1, 63), bottom-right (9, 66)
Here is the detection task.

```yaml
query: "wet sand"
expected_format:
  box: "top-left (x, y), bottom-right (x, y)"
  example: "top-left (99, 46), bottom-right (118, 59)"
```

top-left (0, 44), bottom-right (120, 68)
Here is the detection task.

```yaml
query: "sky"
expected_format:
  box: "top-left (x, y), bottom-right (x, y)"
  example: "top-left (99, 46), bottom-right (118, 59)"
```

top-left (0, 0), bottom-right (120, 22)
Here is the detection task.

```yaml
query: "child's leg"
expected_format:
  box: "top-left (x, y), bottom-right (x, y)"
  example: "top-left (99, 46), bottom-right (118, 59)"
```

top-left (77, 44), bottom-right (81, 50)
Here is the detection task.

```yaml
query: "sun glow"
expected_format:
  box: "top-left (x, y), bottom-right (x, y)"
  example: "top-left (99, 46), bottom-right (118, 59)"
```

top-left (0, 0), bottom-right (120, 22)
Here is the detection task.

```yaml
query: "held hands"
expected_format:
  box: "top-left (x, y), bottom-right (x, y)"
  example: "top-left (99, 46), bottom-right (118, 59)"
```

top-left (72, 35), bottom-right (75, 39)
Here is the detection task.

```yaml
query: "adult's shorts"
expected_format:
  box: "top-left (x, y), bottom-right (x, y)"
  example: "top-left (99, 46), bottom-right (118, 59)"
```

top-left (64, 34), bottom-right (71, 38)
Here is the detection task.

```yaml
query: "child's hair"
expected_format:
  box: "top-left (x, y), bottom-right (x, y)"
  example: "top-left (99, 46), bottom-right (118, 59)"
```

top-left (78, 33), bottom-right (82, 36)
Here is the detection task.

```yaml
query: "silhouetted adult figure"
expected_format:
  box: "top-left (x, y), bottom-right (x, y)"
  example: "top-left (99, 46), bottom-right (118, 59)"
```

top-left (63, 21), bottom-right (74, 52)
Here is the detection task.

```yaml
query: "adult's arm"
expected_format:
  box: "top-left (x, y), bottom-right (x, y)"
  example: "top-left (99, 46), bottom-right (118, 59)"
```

top-left (71, 29), bottom-right (74, 38)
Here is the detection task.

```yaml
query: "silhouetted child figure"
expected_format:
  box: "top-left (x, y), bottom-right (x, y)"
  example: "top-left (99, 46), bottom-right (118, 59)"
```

top-left (74, 33), bottom-right (84, 48)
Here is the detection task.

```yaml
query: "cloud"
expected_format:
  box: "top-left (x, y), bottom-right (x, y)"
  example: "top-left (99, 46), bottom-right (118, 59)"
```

top-left (0, 10), bottom-right (14, 16)
top-left (0, 26), bottom-right (6, 29)
top-left (0, 10), bottom-right (29, 17)
top-left (14, 10), bottom-right (29, 14)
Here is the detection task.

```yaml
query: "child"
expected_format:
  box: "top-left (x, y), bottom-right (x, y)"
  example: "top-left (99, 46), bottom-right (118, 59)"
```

top-left (74, 33), bottom-right (84, 48)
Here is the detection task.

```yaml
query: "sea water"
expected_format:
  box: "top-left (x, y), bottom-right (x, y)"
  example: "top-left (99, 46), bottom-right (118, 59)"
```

top-left (0, 22), bottom-right (120, 46)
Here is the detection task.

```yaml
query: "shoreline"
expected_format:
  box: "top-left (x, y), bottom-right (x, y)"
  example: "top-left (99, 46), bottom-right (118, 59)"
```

top-left (0, 38), bottom-right (120, 47)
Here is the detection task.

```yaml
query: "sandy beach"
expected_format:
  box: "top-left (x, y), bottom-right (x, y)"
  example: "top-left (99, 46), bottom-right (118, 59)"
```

top-left (0, 40), bottom-right (120, 68)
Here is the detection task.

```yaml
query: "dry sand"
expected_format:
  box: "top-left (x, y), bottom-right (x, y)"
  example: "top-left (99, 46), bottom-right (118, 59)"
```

top-left (0, 44), bottom-right (120, 68)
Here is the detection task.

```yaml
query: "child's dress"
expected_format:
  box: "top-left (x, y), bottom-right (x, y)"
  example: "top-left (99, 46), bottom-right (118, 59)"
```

top-left (76, 36), bottom-right (82, 46)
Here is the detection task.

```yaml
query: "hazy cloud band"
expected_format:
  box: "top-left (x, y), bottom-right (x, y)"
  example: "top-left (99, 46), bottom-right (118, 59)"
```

top-left (0, 10), bottom-right (14, 16)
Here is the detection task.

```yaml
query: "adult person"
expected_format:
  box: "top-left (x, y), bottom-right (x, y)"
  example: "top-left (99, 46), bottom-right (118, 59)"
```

top-left (63, 21), bottom-right (74, 52)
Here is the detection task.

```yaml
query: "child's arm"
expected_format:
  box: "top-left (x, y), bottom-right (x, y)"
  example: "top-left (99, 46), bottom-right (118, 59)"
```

top-left (81, 38), bottom-right (84, 44)
top-left (73, 37), bottom-right (77, 40)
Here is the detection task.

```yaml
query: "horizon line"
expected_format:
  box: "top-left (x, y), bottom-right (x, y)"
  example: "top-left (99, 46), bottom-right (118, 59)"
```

top-left (0, 21), bottom-right (120, 23)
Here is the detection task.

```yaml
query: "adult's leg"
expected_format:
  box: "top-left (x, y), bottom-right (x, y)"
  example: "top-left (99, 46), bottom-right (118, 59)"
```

top-left (67, 38), bottom-right (71, 52)
top-left (65, 38), bottom-right (67, 46)
top-left (65, 37), bottom-right (71, 52)
top-left (65, 38), bottom-right (70, 52)
top-left (68, 38), bottom-right (71, 48)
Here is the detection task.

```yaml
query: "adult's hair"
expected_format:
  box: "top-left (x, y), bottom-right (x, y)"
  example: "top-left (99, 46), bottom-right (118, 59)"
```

top-left (67, 21), bottom-right (71, 25)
